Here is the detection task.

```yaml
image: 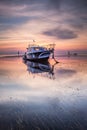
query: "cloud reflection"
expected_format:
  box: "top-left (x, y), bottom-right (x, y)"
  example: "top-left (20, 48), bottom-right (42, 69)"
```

top-left (57, 68), bottom-right (76, 75)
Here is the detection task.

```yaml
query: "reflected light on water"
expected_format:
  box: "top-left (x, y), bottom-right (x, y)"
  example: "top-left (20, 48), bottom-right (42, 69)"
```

top-left (0, 57), bottom-right (87, 130)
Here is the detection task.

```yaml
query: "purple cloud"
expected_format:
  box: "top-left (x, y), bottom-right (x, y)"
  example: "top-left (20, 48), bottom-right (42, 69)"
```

top-left (43, 28), bottom-right (78, 39)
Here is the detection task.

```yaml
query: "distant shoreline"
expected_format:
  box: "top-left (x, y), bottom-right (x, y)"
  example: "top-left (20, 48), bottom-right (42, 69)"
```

top-left (0, 54), bottom-right (23, 58)
top-left (0, 54), bottom-right (87, 59)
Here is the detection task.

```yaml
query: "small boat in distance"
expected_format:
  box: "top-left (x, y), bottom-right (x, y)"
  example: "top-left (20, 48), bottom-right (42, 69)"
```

top-left (23, 43), bottom-right (55, 62)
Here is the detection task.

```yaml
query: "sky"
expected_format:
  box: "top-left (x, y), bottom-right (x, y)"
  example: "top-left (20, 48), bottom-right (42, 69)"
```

top-left (0, 0), bottom-right (87, 55)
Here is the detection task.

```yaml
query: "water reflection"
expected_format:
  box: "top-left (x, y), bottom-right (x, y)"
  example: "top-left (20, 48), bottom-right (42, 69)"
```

top-left (23, 60), bottom-right (58, 79)
top-left (23, 59), bottom-right (77, 80)
top-left (0, 57), bottom-right (87, 130)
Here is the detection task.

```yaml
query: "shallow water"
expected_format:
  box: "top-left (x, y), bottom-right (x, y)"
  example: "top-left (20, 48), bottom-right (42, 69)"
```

top-left (0, 56), bottom-right (87, 130)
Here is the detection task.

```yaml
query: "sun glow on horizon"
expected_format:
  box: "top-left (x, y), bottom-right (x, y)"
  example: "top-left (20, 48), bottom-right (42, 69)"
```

top-left (0, 0), bottom-right (87, 55)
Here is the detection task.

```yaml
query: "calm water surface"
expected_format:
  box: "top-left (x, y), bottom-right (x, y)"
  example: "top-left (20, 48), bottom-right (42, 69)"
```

top-left (0, 57), bottom-right (87, 130)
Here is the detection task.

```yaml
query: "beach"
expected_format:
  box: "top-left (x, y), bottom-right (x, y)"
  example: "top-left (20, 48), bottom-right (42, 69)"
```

top-left (0, 56), bottom-right (87, 130)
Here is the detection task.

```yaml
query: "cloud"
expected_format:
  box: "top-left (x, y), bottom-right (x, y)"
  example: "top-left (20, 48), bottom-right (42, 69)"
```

top-left (48, 0), bottom-right (87, 12)
top-left (0, 0), bottom-right (87, 46)
top-left (0, 0), bottom-right (87, 30)
top-left (0, 0), bottom-right (47, 6)
top-left (0, 2), bottom-right (46, 33)
top-left (47, 0), bottom-right (61, 10)
top-left (47, 0), bottom-right (87, 31)
top-left (0, 16), bottom-right (30, 24)
top-left (43, 28), bottom-right (78, 40)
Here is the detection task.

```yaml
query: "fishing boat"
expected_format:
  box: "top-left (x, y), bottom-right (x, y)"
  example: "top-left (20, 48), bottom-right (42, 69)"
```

top-left (23, 43), bottom-right (55, 62)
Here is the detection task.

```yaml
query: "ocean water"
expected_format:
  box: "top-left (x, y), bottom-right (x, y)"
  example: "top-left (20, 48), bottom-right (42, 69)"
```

top-left (0, 56), bottom-right (87, 130)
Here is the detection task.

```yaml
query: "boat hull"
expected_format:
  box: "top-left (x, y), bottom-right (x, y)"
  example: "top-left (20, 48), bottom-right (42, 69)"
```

top-left (23, 56), bottom-right (49, 62)
top-left (23, 51), bottom-right (50, 62)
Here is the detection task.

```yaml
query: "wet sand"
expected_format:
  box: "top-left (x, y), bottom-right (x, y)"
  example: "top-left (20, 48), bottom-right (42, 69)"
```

top-left (0, 57), bottom-right (87, 130)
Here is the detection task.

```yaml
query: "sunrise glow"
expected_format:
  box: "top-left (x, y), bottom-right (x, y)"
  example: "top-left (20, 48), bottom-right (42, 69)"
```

top-left (0, 0), bottom-right (87, 55)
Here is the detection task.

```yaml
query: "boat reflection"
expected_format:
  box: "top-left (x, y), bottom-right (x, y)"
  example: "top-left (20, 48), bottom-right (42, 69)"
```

top-left (23, 60), bottom-right (58, 79)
